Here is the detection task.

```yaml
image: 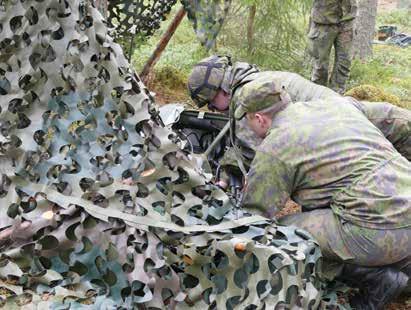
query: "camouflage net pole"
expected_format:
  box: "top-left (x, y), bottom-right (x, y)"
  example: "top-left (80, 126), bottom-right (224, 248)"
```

top-left (140, 6), bottom-right (187, 83)
top-left (0, 0), bottom-right (326, 308)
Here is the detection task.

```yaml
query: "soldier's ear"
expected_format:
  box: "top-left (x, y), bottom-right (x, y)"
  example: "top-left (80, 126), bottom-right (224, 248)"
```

top-left (254, 113), bottom-right (265, 124)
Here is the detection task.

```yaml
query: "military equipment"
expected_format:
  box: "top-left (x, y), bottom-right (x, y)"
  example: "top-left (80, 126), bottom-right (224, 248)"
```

top-left (187, 55), bottom-right (232, 108)
top-left (375, 27), bottom-right (411, 48)
top-left (160, 104), bottom-right (255, 201)
top-left (387, 33), bottom-right (411, 48)
top-left (377, 25), bottom-right (398, 41)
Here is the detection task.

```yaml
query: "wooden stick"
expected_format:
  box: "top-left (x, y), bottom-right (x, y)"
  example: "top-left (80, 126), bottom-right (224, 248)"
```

top-left (140, 6), bottom-right (186, 83)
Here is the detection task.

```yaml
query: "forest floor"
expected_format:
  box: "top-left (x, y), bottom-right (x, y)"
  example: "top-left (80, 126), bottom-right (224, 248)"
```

top-left (378, 0), bottom-right (399, 11)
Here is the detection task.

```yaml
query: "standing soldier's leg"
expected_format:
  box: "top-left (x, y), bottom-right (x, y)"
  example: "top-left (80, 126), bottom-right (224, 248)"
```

top-left (308, 23), bottom-right (338, 87)
top-left (330, 22), bottom-right (354, 94)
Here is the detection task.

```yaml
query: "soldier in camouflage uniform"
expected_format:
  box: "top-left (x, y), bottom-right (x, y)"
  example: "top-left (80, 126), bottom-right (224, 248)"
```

top-left (308, 0), bottom-right (357, 93)
top-left (187, 55), bottom-right (339, 150)
top-left (234, 78), bottom-right (411, 309)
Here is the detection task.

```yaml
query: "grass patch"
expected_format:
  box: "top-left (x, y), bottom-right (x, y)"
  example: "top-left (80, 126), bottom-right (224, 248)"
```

top-left (348, 44), bottom-right (411, 108)
top-left (347, 8), bottom-right (411, 109)
top-left (376, 9), bottom-right (411, 33)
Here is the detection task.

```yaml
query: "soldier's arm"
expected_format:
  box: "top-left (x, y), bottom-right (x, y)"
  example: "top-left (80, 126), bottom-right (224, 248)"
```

top-left (352, 100), bottom-right (411, 160)
top-left (241, 151), bottom-right (293, 218)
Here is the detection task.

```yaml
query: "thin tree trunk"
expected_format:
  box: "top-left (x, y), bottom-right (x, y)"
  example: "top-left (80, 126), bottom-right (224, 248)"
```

top-left (353, 0), bottom-right (378, 60)
top-left (140, 7), bottom-right (186, 83)
top-left (247, 4), bottom-right (256, 54)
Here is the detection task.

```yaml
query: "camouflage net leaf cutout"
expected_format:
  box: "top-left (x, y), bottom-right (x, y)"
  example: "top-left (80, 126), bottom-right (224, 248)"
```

top-left (0, 0), bottom-right (328, 308)
top-left (107, 0), bottom-right (177, 37)
top-left (106, 0), bottom-right (177, 58)
top-left (181, 0), bottom-right (231, 50)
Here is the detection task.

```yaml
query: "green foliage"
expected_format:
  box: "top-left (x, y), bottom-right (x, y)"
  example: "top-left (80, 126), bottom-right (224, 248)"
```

top-left (217, 0), bottom-right (312, 73)
top-left (132, 1), bottom-right (312, 82)
top-left (154, 65), bottom-right (187, 89)
top-left (348, 8), bottom-right (411, 109)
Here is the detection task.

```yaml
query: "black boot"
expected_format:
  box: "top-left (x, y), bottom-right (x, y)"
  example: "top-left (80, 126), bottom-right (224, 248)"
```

top-left (338, 264), bottom-right (409, 310)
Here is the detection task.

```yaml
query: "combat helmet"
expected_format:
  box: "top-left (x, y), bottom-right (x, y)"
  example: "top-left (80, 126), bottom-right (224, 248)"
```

top-left (187, 55), bottom-right (232, 108)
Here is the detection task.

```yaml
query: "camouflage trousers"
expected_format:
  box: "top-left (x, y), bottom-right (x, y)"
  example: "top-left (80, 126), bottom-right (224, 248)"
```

top-left (308, 21), bottom-right (354, 94)
top-left (279, 208), bottom-right (411, 275)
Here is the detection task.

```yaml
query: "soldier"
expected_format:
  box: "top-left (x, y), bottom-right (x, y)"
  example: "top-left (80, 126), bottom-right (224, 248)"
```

top-left (308, 0), bottom-right (357, 94)
top-left (234, 78), bottom-right (411, 309)
top-left (187, 55), bottom-right (339, 149)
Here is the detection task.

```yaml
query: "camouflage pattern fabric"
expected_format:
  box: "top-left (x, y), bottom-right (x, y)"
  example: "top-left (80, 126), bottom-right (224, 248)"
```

top-left (240, 94), bottom-right (411, 229)
top-left (230, 69), bottom-right (340, 151)
top-left (188, 56), bottom-right (340, 153)
top-left (310, 0), bottom-right (357, 25)
top-left (182, 0), bottom-right (231, 50)
top-left (238, 81), bottom-right (411, 264)
top-left (234, 80), bottom-right (288, 120)
top-left (351, 100), bottom-right (411, 161)
top-left (187, 55), bottom-right (232, 108)
top-left (280, 209), bottom-right (411, 270)
top-left (0, 0), bottom-right (329, 308)
top-left (107, 0), bottom-right (177, 38)
top-left (106, 0), bottom-right (177, 59)
top-left (308, 21), bottom-right (354, 94)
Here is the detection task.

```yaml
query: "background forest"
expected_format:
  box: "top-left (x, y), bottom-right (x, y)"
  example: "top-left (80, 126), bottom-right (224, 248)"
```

top-left (131, 0), bottom-right (411, 109)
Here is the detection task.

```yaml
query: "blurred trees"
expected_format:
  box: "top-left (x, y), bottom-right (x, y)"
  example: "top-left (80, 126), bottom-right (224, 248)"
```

top-left (218, 0), bottom-right (312, 73)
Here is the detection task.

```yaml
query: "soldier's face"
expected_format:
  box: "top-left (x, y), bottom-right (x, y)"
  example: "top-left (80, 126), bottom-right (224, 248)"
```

top-left (246, 113), bottom-right (270, 138)
top-left (209, 89), bottom-right (230, 111)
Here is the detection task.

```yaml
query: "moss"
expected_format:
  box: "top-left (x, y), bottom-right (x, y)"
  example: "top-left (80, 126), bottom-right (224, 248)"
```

top-left (146, 65), bottom-right (191, 104)
top-left (154, 65), bottom-right (187, 90)
top-left (345, 84), bottom-right (402, 105)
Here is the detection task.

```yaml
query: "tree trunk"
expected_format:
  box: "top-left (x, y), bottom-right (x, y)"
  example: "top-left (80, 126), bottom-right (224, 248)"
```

top-left (140, 7), bottom-right (186, 83)
top-left (247, 4), bottom-right (256, 54)
top-left (352, 0), bottom-right (378, 60)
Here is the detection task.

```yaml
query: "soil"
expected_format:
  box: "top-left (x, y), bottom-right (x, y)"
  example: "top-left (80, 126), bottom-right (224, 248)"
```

top-left (378, 0), bottom-right (399, 12)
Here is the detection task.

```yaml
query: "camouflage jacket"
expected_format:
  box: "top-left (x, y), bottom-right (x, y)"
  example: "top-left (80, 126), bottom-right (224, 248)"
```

top-left (226, 63), bottom-right (339, 106)
top-left (311, 0), bottom-right (357, 25)
top-left (228, 69), bottom-right (340, 150)
top-left (242, 97), bottom-right (411, 230)
top-left (223, 62), bottom-right (340, 150)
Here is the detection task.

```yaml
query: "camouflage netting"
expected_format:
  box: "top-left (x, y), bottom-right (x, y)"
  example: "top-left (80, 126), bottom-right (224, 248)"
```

top-left (0, 0), bottom-right (325, 308)
top-left (107, 0), bottom-right (177, 58)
